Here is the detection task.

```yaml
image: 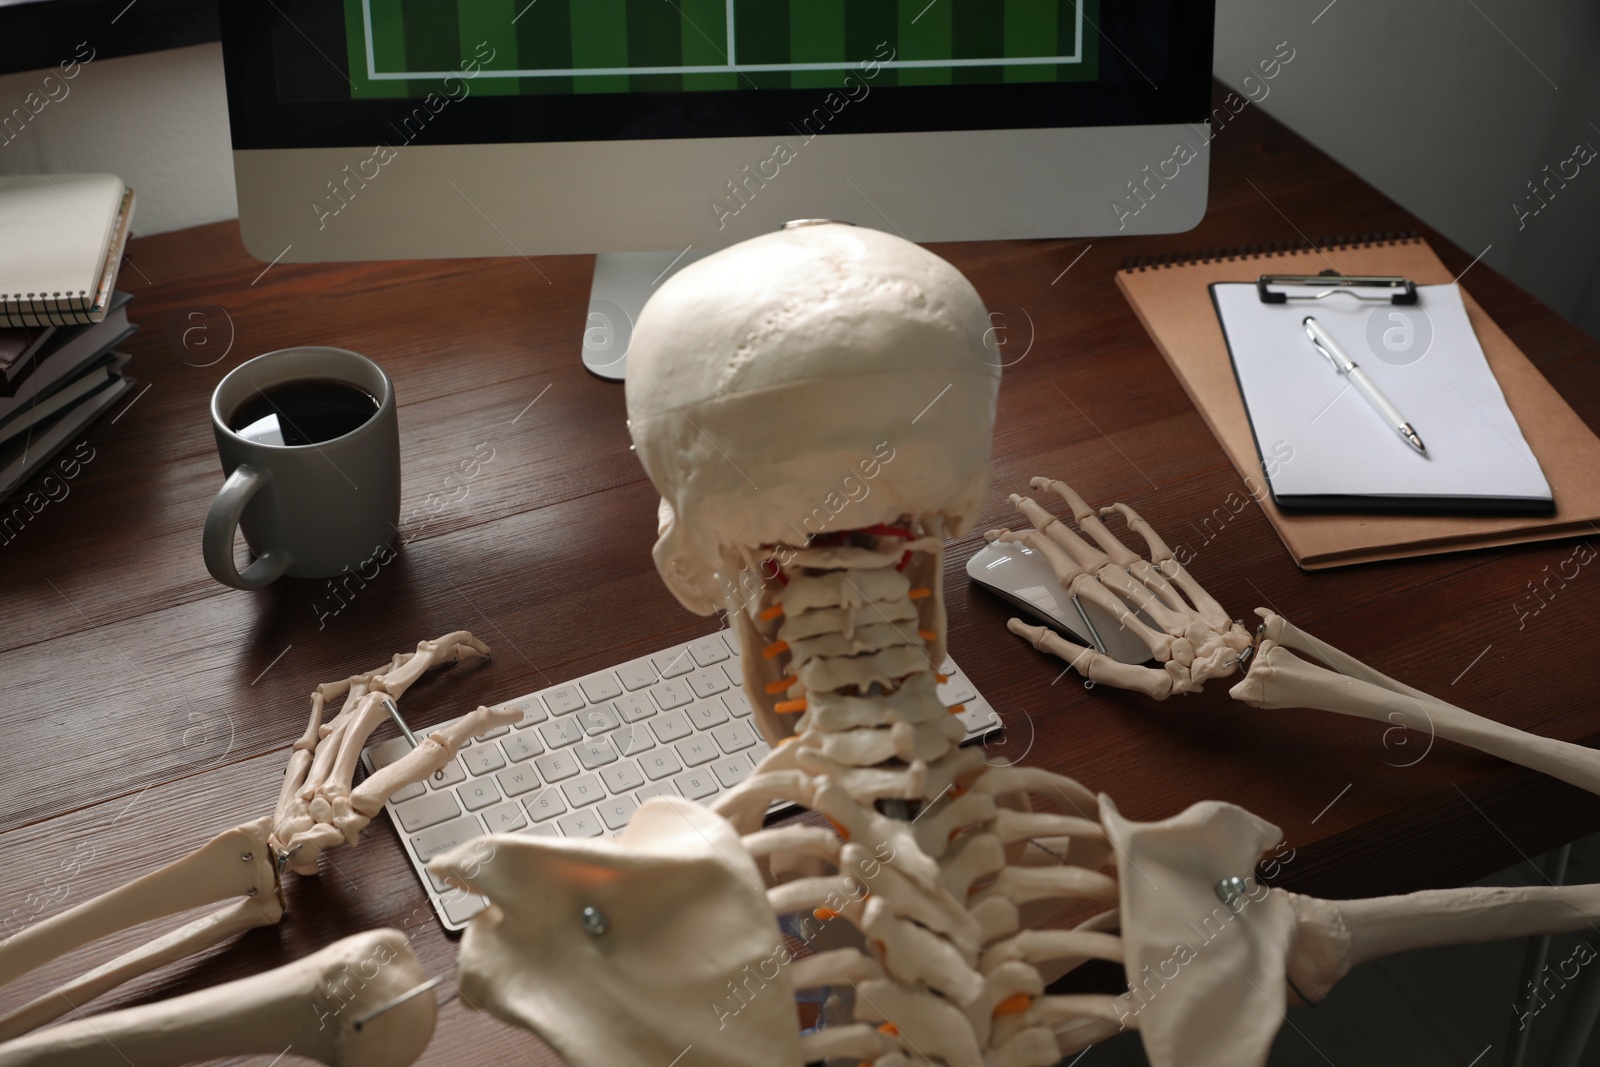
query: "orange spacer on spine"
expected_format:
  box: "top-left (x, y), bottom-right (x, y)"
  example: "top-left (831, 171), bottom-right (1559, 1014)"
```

top-left (908, 587), bottom-right (932, 599)
top-left (774, 698), bottom-right (807, 713)
top-left (762, 640), bottom-right (789, 659)
top-left (758, 604), bottom-right (784, 621)
top-left (992, 993), bottom-right (1034, 1017)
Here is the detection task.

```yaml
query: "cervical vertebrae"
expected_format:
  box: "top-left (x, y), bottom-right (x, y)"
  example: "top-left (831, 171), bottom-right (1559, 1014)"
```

top-left (759, 528), bottom-right (966, 797)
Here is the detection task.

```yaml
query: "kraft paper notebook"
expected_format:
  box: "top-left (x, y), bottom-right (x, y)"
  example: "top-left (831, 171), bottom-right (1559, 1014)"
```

top-left (1115, 235), bottom-right (1600, 570)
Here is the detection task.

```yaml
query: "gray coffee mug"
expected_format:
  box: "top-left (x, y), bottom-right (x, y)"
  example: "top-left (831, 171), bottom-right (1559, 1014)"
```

top-left (204, 346), bottom-right (400, 590)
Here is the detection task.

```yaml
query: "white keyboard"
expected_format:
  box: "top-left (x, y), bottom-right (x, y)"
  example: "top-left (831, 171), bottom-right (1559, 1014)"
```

top-left (361, 627), bottom-right (1002, 931)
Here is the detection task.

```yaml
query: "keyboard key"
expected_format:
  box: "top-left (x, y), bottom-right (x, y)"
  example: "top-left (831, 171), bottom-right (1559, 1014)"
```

top-left (524, 787), bottom-right (567, 822)
top-left (543, 684), bottom-right (586, 716)
top-left (580, 670), bottom-right (623, 703)
top-left (652, 647), bottom-right (696, 678)
top-left (685, 668), bottom-right (730, 699)
top-left (409, 813), bottom-right (481, 861)
top-left (579, 703), bottom-right (620, 736)
top-left (519, 823), bottom-right (559, 838)
top-left (720, 662), bottom-right (745, 689)
top-left (617, 658), bottom-right (658, 691)
top-left (723, 690), bottom-right (753, 718)
top-left (442, 893), bottom-right (488, 925)
top-left (747, 741), bottom-right (773, 767)
top-left (506, 699), bottom-right (547, 729)
top-left (482, 800), bottom-right (529, 834)
top-left (720, 630), bottom-right (743, 657)
top-left (674, 768), bottom-right (719, 801)
top-left (479, 722), bottom-right (511, 739)
top-left (601, 761), bottom-right (645, 794)
top-left (457, 778), bottom-right (501, 812)
top-left (712, 720), bottom-right (757, 754)
top-left (687, 699), bottom-right (729, 731)
top-left (615, 692), bottom-right (655, 722)
top-left (958, 706), bottom-right (1000, 734)
top-left (558, 808), bottom-right (604, 837)
top-left (539, 717), bottom-right (584, 750)
top-left (635, 782), bottom-right (676, 804)
top-left (534, 749), bottom-right (580, 782)
top-left (496, 764), bottom-right (542, 798)
top-left (562, 774), bottom-right (606, 808)
top-left (650, 678), bottom-right (694, 712)
top-left (613, 723), bottom-right (655, 757)
top-left (368, 735), bottom-right (414, 770)
top-left (501, 733), bottom-right (542, 763)
top-left (395, 790), bottom-right (462, 833)
top-left (711, 755), bottom-right (753, 789)
top-left (652, 710), bottom-right (693, 744)
top-left (688, 635), bottom-right (730, 667)
top-left (640, 749), bottom-right (683, 781)
top-left (462, 745), bottom-right (506, 777)
top-left (597, 795), bottom-right (638, 831)
top-left (390, 780), bottom-right (425, 804)
top-left (574, 737), bottom-right (618, 770)
top-left (938, 676), bottom-right (977, 706)
top-left (676, 736), bottom-right (719, 767)
top-left (426, 761), bottom-right (466, 790)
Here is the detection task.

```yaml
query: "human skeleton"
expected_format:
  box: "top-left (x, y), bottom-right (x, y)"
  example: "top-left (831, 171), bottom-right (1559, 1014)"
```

top-left (3, 222), bottom-right (1599, 1067)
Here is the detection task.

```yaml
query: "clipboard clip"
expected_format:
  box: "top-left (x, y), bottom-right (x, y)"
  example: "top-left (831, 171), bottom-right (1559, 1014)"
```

top-left (1257, 270), bottom-right (1418, 306)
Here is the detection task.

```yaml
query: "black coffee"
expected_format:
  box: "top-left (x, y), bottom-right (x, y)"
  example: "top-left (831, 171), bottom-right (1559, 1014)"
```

top-left (229, 379), bottom-right (379, 446)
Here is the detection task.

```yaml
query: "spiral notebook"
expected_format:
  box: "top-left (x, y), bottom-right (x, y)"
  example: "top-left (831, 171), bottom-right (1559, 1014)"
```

top-left (0, 174), bottom-right (136, 329)
top-left (1116, 234), bottom-right (1600, 569)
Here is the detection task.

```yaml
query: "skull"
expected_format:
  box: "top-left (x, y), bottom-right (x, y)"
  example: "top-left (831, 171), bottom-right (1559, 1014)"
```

top-left (625, 221), bottom-right (1000, 626)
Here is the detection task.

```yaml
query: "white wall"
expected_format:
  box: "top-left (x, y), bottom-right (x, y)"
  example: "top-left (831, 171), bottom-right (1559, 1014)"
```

top-left (1214, 0), bottom-right (1600, 339)
top-left (0, 42), bottom-right (236, 235)
top-left (2, 16), bottom-right (1597, 339)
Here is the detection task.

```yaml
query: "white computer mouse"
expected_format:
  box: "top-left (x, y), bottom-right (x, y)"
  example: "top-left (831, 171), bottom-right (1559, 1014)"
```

top-left (966, 540), bottom-right (1155, 665)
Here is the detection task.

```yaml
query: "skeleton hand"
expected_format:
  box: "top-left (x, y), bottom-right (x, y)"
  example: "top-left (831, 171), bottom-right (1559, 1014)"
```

top-left (991, 478), bottom-right (1252, 700)
top-left (271, 631), bottom-right (515, 875)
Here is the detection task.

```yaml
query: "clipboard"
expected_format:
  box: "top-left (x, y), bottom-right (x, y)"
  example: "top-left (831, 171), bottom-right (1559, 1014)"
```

top-left (1210, 274), bottom-right (1554, 516)
top-left (1115, 235), bottom-right (1600, 570)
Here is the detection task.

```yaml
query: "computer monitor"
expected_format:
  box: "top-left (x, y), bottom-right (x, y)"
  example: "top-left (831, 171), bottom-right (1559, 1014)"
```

top-left (220, 2), bottom-right (1215, 377)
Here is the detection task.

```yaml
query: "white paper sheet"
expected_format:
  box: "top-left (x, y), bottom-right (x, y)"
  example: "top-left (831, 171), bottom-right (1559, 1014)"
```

top-left (1211, 282), bottom-right (1551, 504)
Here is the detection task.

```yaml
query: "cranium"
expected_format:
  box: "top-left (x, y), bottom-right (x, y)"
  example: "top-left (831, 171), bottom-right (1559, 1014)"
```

top-left (625, 220), bottom-right (999, 742)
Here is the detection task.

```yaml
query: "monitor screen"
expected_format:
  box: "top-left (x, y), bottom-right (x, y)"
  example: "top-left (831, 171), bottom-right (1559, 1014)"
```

top-left (223, 1), bottom-right (1209, 148)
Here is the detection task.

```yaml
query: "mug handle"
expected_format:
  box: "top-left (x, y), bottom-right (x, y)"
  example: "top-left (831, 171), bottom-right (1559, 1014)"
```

top-left (204, 465), bottom-right (294, 590)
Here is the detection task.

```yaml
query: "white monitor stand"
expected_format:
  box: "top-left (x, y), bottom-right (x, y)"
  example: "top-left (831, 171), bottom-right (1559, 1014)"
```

top-left (581, 249), bottom-right (714, 381)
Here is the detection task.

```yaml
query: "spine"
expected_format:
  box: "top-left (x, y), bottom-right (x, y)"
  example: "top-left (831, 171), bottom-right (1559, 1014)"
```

top-left (1120, 230), bottom-right (1422, 272)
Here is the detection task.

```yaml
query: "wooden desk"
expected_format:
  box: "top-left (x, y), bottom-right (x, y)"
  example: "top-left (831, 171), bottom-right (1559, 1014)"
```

top-left (4, 88), bottom-right (1599, 1064)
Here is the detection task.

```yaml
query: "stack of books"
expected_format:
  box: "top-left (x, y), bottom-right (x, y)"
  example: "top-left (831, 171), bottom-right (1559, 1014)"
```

top-left (0, 173), bottom-right (137, 501)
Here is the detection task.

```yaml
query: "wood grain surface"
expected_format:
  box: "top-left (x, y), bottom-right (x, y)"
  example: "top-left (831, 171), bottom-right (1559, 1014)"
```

top-left (2, 84), bottom-right (1599, 1065)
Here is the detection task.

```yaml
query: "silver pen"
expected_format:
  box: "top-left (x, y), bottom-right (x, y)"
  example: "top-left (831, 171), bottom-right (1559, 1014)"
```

top-left (1302, 316), bottom-right (1427, 455)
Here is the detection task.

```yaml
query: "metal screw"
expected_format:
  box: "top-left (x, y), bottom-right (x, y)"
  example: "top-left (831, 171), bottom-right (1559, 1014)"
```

top-left (1214, 876), bottom-right (1249, 907)
top-left (241, 852), bottom-right (253, 862)
top-left (580, 906), bottom-right (608, 937)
